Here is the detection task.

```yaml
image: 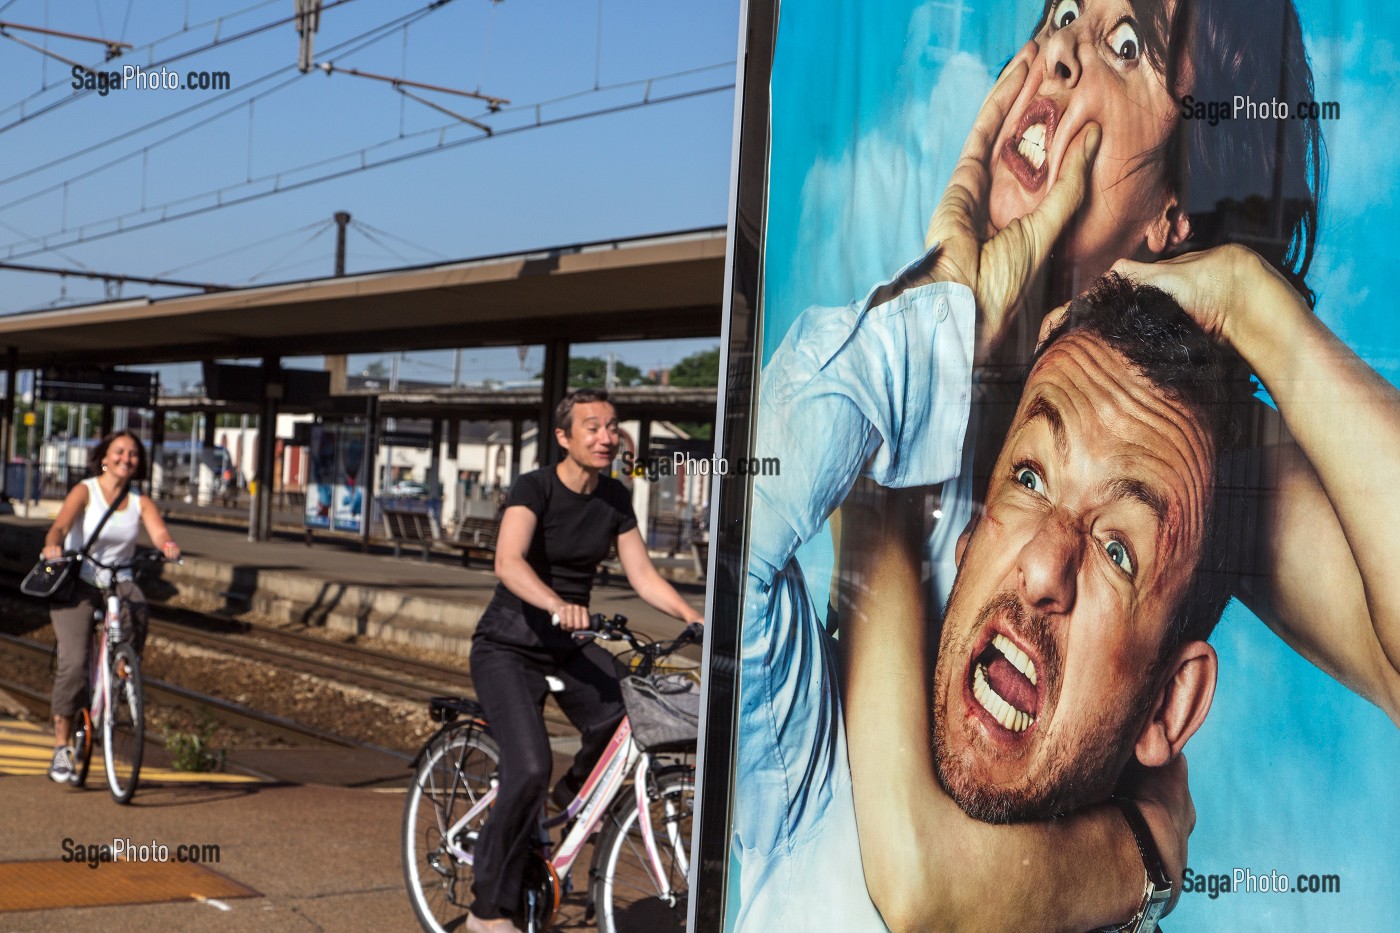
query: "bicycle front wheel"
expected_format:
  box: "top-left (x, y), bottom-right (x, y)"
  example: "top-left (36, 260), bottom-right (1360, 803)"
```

top-left (102, 643), bottom-right (144, 804)
top-left (403, 723), bottom-right (500, 933)
top-left (590, 768), bottom-right (694, 933)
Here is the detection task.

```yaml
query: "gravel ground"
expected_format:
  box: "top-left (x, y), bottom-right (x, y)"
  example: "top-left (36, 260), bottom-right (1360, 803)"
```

top-left (0, 589), bottom-right (465, 754)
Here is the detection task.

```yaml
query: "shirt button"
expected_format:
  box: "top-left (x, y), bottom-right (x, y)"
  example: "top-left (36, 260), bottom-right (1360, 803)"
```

top-left (935, 296), bottom-right (949, 322)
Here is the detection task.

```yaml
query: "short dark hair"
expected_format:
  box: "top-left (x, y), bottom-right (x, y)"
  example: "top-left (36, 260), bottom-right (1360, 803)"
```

top-left (1032, 0), bottom-right (1323, 305)
top-left (88, 430), bottom-right (149, 482)
top-left (555, 388), bottom-right (613, 436)
top-left (1031, 273), bottom-right (1254, 648)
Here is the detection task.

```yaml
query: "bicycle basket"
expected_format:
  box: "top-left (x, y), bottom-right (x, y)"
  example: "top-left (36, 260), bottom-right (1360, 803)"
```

top-left (620, 672), bottom-right (700, 752)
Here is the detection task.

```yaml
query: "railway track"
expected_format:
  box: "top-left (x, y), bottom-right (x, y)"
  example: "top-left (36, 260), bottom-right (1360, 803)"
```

top-left (0, 631), bottom-right (408, 758)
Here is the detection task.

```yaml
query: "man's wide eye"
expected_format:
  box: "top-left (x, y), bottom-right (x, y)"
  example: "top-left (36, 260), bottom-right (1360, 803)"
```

top-left (1108, 22), bottom-right (1140, 61)
top-left (1015, 466), bottom-right (1045, 493)
top-left (1105, 539), bottom-right (1135, 576)
top-left (1050, 0), bottom-right (1080, 29)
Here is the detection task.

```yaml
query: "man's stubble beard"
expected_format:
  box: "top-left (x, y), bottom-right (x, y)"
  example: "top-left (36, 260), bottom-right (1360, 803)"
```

top-left (930, 585), bottom-right (1164, 824)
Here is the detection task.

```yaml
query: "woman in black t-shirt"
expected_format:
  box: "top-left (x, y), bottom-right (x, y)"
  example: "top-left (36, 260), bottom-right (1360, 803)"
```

top-left (466, 389), bottom-right (705, 933)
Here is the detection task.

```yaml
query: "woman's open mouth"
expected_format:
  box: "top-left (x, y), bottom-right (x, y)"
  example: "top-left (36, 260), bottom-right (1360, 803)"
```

top-left (1002, 96), bottom-right (1060, 194)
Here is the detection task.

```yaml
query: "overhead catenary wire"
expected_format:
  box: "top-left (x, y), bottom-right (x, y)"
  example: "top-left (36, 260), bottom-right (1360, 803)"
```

top-left (0, 0), bottom-right (375, 135)
top-left (155, 219), bottom-right (332, 277)
top-left (0, 0), bottom-right (282, 122)
top-left (0, 78), bottom-right (735, 263)
top-left (0, 0), bottom-right (453, 193)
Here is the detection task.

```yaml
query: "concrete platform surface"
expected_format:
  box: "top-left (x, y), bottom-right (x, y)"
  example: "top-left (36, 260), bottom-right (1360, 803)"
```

top-left (0, 768), bottom-right (421, 931)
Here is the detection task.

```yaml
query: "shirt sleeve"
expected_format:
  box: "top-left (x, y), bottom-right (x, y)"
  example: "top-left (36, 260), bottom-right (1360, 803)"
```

top-left (504, 471), bottom-right (547, 517)
top-left (746, 251), bottom-right (976, 586)
top-left (612, 481), bottom-right (639, 536)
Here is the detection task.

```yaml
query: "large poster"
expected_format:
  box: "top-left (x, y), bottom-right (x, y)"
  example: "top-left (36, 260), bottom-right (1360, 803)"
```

top-left (709, 1), bottom-right (1400, 930)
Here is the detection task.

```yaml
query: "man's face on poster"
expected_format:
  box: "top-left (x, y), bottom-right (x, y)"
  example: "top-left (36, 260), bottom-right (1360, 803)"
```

top-left (988, 0), bottom-right (1185, 280)
top-left (931, 331), bottom-right (1215, 823)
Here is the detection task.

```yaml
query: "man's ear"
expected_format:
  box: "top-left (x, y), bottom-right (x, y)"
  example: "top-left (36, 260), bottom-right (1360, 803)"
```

top-left (1134, 639), bottom-right (1217, 767)
top-left (555, 426), bottom-right (569, 450)
top-left (1145, 198), bottom-right (1192, 255)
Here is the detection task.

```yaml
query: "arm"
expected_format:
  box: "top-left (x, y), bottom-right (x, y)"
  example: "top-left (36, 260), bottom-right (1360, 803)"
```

top-left (492, 503), bottom-right (589, 631)
top-left (138, 496), bottom-right (180, 559)
top-left (615, 527), bottom-right (703, 624)
top-left (1117, 246), bottom-right (1400, 723)
top-left (41, 483), bottom-right (89, 560)
top-left (845, 532), bottom-right (1184, 932)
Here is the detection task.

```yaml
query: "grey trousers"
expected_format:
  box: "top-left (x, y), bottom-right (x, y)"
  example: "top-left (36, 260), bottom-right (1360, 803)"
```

top-left (49, 580), bottom-right (148, 718)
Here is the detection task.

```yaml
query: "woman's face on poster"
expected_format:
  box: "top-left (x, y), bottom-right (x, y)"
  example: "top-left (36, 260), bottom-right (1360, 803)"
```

top-left (988, 0), bottom-right (1185, 280)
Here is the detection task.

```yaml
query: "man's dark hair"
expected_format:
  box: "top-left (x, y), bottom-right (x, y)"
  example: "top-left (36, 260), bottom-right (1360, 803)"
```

top-left (555, 388), bottom-right (613, 436)
top-left (88, 430), bottom-right (149, 482)
top-left (1032, 0), bottom-right (1324, 305)
top-left (1031, 273), bottom-right (1254, 650)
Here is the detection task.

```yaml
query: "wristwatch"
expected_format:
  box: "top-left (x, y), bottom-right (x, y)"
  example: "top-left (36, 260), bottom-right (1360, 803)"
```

top-left (1109, 797), bottom-right (1172, 933)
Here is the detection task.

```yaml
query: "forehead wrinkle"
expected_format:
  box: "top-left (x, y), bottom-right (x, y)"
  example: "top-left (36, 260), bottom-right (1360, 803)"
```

top-left (1026, 338), bottom-right (1214, 553)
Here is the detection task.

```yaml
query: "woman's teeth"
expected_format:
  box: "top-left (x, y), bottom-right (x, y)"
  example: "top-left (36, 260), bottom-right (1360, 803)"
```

top-left (972, 662), bottom-right (1034, 733)
top-left (1017, 122), bottom-right (1047, 171)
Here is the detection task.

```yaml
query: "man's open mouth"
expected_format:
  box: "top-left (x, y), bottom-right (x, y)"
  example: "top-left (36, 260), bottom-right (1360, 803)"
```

top-left (969, 632), bottom-right (1041, 734)
top-left (1001, 96), bottom-right (1059, 193)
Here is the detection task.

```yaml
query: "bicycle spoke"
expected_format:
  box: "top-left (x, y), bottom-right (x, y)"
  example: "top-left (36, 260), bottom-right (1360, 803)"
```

top-left (403, 726), bottom-right (499, 933)
top-left (103, 644), bottom-right (143, 804)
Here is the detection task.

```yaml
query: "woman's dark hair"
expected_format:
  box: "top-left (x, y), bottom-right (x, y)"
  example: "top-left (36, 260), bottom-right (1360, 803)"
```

top-left (88, 430), bottom-right (149, 482)
top-left (1034, 0), bottom-right (1324, 306)
top-left (555, 388), bottom-right (613, 436)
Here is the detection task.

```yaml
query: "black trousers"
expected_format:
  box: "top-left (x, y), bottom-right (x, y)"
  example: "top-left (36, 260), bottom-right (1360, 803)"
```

top-left (468, 636), bottom-right (625, 920)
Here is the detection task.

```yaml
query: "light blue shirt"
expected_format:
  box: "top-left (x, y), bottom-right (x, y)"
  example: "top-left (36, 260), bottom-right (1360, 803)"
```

top-left (732, 253), bottom-right (975, 930)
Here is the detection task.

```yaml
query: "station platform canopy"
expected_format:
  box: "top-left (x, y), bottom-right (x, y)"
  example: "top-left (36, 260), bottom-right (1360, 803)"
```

top-left (0, 227), bottom-right (726, 368)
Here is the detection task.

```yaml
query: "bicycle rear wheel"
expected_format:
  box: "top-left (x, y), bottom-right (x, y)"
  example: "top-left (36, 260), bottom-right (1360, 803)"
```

top-left (590, 768), bottom-right (694, 933)
top-left (403, 724), bottom-right (500, 933)
top-left (102, 643), bottom-right (144, 804)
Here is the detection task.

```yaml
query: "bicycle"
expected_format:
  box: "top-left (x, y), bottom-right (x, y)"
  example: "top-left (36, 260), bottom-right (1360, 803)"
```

top-left (67, 550), bottom-right (168, 804)
top-left (403, 613), bottom-right (703, 933)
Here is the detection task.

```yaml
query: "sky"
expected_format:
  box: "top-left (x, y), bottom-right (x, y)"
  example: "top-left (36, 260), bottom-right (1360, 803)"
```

top-left (0, 0), bottom-right (740, 388)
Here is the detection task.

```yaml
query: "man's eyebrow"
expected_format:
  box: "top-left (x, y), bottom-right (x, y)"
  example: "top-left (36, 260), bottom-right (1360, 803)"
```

top-left (1022, 394), bottom-right (1067, 459)
top-left (1106, 477), bottom-right (1168, 527)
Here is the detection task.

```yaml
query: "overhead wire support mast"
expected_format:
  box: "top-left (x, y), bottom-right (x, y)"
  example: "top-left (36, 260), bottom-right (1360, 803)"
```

top-left (0, 20), bottom-right (132, 62)
top-left (317, 62), bottom-right (508, 135)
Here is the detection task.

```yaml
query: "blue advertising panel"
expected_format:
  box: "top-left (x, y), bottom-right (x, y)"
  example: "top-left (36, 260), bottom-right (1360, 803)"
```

top-left (702, 2), bottom-right (1400, 930)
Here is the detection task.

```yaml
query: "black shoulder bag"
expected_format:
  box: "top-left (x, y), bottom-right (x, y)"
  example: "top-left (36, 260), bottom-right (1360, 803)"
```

top-left (21, 482), bottom-right (131, 600)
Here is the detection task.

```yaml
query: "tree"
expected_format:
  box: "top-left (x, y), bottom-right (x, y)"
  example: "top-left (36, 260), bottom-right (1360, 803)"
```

top-left (667, 347), bottom-right (720, 387)
top-left (667, 347), bottom-right (720, 440)
top-left (538, 355), bottom-right (652, 389)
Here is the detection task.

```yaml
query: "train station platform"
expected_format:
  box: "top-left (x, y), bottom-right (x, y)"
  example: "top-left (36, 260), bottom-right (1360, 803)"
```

top-left (0, 503), bottom-right (708, 658)
top-left (0, 727), bottom-right (437, 932)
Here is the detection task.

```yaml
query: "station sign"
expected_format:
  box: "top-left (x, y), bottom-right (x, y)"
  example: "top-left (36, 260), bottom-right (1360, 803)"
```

top-left (37, 367), bottom-right (157, 407)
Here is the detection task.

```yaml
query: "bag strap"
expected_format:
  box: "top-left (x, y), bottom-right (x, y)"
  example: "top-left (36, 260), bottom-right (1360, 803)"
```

top-left (77, 479), bottom-right (131, 559)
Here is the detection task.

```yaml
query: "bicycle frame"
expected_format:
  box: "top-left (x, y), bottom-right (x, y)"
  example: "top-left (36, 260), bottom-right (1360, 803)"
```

top-left (442, 714), bottom-right (683, 901)
top-left (81, 591), bottom-right (121, 738)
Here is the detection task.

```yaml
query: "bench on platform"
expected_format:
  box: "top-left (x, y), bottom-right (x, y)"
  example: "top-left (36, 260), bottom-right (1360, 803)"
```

top-left (452, 517), bottom-right (501, 567)
top-left (382, 507), bottom-right (442, 561)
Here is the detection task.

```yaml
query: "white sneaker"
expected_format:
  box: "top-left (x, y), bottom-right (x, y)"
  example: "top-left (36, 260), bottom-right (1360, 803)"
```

top-left (48, 746), bottom-right (75, 784)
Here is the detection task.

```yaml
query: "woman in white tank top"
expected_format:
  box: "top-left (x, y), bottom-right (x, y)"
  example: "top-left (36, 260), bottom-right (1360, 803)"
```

top-left (39, 431), bottom-right (180, 784)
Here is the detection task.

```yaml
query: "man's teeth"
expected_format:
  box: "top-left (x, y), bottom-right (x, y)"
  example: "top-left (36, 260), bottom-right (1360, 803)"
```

top-left (972, 663), bottom-right (1034, 733)
top-left (1017, 122), bottom-right (1047, 171)
top-left (992, 633), bottom-right (1037, 686)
